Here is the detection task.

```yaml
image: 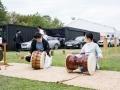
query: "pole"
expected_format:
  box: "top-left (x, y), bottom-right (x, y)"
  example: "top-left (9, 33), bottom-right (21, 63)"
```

top-left (3, 43), bottom-right (7, 65)
top-left (103, 37), bottom-right (108, 59)
top-left (114, 37), bottom-right (117, 54)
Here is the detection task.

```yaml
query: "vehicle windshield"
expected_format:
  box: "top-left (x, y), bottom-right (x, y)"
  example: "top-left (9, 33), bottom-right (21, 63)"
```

top-left (29, 40), bottom-right (32, 43)
top-left (47, 36), bottom-right (57, 40)
top-left (75, 36), bottom-right (84, 41)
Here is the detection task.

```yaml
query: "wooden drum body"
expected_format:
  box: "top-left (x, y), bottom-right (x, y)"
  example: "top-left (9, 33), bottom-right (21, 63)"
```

top-left (31, 51), bottom-right (45, 69)
top-left (66, 53), bottom-right (97, 75)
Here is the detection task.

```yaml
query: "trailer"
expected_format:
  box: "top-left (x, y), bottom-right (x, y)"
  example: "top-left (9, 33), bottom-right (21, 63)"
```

top-left (45, 27), bottom-right (100, 42)
top-left (0, 24), bottom-right (100, 50)
top-left (0, 24), bottom-right (38, 50)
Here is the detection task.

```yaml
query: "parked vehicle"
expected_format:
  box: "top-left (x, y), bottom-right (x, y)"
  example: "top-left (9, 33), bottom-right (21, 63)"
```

top-left (55, 37), bottom-right (65, 48)
top-left (21, 36), bottom-right (60, 50)
top-left (47, 36), bottom-right (60, 49)
top-left (0, 36), bottom-right (2, 44)
top-left (65, 36), bottom-right (85, 49)
top-left (97, 38), bottom-right (119, 47)
top-left (21, 40), bottom-right (32, 50)
top-left (119, 39), bottom-right (120, 46)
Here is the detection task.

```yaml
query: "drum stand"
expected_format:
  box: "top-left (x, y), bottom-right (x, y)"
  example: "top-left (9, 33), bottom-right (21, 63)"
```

top-left (0, 43), bottom-right (11, 70)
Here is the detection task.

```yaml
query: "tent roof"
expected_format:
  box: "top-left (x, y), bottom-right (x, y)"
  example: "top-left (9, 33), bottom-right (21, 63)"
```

top-left (65, 19), bottom-right (116, 33)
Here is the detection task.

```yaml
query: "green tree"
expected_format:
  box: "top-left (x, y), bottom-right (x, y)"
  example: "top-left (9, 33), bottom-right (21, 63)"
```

top-left (8, 12), bottom-right (63, 28)
top-left (0, 0), bottom-right (7, 25)
top-left (8, 12), bottom-right (20, 24)
top-left (0, 0), bottom-right (63, 28)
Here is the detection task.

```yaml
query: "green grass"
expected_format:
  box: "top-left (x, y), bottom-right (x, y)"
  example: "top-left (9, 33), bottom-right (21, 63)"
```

top-left (53, 48), bottom-right (120, 71)
top-left (99, 47), bottom-right (120, 71)
top-left (6, 48), bottom-right (120, 71)
top-left (0, 47), bottom-right (120, 90)
top-left (0, 75), bottom-right (92, 90)
top-left (6, 51), bottom-right (28, 63)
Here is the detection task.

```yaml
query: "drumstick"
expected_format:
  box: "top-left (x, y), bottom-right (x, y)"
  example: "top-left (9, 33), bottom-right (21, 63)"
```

top-left (80, 52), bottom-right (92, 54)
top-left (56, 75), bottom-right (80, 83)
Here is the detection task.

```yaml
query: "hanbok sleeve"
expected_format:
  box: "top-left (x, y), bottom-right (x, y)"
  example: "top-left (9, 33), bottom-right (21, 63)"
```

top-left (80, 44), bottom-right (85, 54)
top-left (95, 44), bottom-right (103, 59)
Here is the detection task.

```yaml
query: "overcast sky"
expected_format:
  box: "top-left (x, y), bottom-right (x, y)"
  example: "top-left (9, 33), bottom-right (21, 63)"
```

top-left (2, 0), bottom-right (120, 30)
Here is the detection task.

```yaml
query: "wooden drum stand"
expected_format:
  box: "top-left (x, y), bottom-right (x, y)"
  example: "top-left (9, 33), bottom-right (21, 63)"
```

top-left (0, 43), bottom-right (9, 70)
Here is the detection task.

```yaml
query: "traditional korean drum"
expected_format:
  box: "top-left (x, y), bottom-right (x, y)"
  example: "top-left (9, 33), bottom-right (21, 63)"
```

top-left (31, 51), bottom-right (45, 69)
top-left (66, 53), bottom-right (97, 75)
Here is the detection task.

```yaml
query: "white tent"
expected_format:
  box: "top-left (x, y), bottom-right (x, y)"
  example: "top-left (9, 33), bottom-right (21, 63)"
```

top-left (65, 19), bottom-right (117, 37)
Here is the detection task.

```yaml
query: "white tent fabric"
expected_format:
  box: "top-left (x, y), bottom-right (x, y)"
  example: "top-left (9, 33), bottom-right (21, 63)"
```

top-left (65, 19), bottom-right (116, 33)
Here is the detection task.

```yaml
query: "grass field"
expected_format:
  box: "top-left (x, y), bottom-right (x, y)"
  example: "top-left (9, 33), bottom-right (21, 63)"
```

top-left (0, 47), bottom-right (120, 90)
top-left (6, 47), bottom-right (120, 71)
top-left (0, 75), bottom-right (92, 90)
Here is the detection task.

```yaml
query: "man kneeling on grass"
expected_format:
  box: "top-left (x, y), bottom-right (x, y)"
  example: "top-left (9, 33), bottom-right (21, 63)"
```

top-left (80, 32), bottom-right (103, 71)
top-left (25, 32), bottom-right (52, 68)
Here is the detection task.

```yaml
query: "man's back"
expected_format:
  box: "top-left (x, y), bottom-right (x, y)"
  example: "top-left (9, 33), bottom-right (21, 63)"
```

top-left (14, 33), bottom-right (23, 43)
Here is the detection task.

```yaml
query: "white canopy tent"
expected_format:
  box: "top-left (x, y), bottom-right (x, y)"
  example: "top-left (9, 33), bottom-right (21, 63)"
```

top-left (65, 19), bottom-right (118, 38)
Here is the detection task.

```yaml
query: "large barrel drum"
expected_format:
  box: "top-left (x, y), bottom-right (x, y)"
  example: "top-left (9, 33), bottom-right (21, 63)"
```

top-left (31, 51), bottom-right (45, 69)
top-left (66, 53), bottom-right (97, 75)
top-left (66, 54), bottom-right (88, 72)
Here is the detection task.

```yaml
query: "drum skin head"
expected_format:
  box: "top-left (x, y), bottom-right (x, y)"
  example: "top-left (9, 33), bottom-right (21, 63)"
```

top-left (87, 53), bottom-right (97, 75)
top-left (65, 54), bottom-right (78, 71)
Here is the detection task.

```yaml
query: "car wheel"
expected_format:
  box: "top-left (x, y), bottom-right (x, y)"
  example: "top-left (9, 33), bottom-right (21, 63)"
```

top-left (54, 44), bottom-right (59, 49)
top-left (108, 43), bottom-right (112, 47)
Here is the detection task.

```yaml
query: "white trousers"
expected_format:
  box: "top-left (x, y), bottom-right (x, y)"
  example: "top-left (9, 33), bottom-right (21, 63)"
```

top-left (40, 52), bottom-right (52, 69)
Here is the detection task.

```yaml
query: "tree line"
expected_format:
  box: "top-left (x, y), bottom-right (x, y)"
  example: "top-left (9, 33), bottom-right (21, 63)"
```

top-left (0, 0), bottom-right (63, 28)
